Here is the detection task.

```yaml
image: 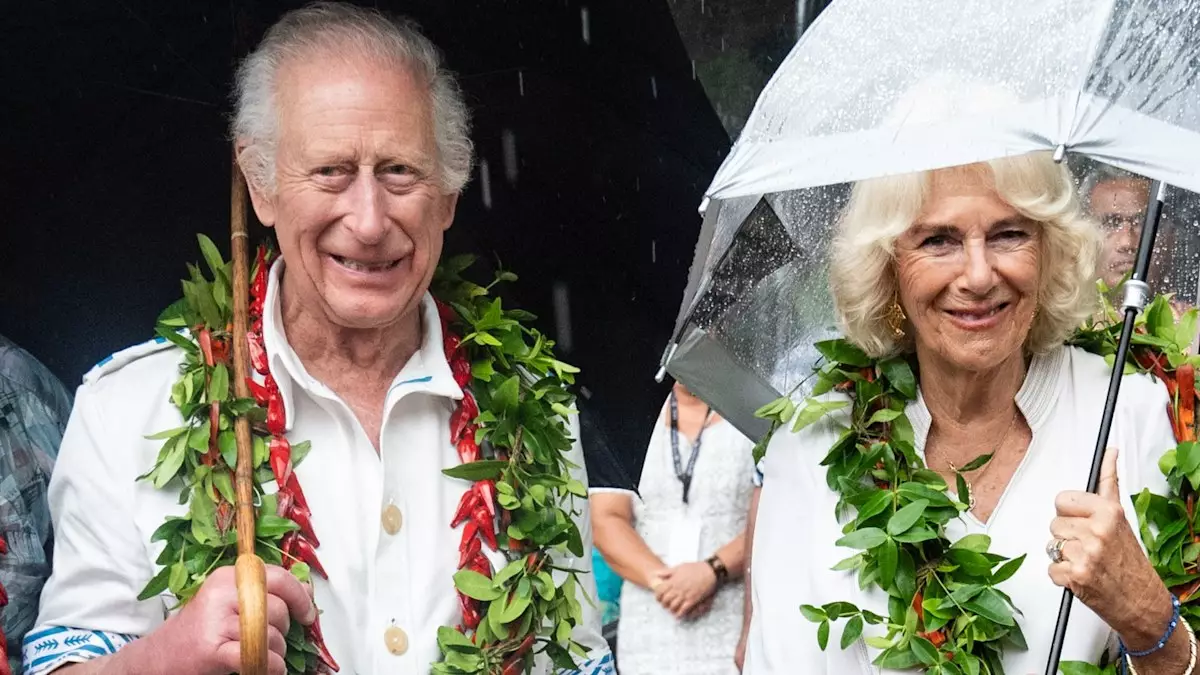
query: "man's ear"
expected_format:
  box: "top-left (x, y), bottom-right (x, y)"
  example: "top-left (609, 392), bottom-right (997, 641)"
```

top-left (237, 143), bottom-right (277, 228)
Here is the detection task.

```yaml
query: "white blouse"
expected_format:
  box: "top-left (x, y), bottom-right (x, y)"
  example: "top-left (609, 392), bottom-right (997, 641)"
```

top-left (744, 345), bottom-right (1176, 674)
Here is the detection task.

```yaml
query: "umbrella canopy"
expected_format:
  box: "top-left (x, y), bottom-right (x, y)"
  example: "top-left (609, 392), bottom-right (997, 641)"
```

top-left (662, 0), bottom-right (1200, 440)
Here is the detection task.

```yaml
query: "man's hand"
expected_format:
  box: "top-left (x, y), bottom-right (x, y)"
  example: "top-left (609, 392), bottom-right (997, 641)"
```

top-left (653, 562), bottom-right (717, 619)
top-left (142, 564), bottom-right (316, 675)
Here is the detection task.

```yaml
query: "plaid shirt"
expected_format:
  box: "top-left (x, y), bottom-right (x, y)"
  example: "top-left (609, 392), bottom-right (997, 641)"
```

top-left (0, 335), bottom-right (69, 674)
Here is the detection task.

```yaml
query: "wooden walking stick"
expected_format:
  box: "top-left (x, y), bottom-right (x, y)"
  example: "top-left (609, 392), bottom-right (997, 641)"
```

top-left (230, 152), bottom-right (270, 675)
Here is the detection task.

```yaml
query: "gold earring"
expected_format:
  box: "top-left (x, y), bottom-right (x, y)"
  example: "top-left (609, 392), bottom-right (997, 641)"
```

top-left (887, 298), bottom-right (907, 339)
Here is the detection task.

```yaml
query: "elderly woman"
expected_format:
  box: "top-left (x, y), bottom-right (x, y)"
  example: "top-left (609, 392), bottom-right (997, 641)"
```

top-left (743, 152), bottom-right (1190, 673)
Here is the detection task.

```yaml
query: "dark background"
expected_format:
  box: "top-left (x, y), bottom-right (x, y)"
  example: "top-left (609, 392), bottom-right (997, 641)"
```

top-left (0, 0), bottom-right (818, 486)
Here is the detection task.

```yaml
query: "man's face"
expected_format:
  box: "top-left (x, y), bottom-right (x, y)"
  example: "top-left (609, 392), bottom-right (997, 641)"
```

top-left (245, 51), bottom-right (458, 331)
top-left (1092, 177), bottom-right (1149, 289)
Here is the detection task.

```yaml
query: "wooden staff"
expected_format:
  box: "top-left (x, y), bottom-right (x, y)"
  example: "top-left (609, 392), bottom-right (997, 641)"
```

top-left (230, 153), bottom-right (269, 675)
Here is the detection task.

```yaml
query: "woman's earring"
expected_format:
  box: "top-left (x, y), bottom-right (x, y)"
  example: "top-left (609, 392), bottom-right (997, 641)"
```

top-left (887, 298), bottom-right (907, 339)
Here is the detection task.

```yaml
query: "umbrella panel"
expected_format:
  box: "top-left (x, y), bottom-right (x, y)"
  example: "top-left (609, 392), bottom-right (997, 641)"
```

top-left (666, 156), bottom-right (1200, 440)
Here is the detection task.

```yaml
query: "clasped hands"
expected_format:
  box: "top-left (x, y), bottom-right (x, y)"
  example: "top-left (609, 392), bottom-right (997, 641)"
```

top-left (650, 560), bottom-right (718, 620)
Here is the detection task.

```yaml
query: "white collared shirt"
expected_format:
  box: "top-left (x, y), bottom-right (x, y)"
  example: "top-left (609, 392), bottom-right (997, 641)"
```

top-left (746, 345), bottom-right (1176, 674)
top-left (25, 263), bottom-right (614, 675)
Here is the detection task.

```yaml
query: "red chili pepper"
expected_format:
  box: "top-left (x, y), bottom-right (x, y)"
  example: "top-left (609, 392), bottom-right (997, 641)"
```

top-left (1180, 364), bottom-right (1196, 442)
top-left (281, 533), bottom-right (298, 568)
top-left (267, 392), bottom-right (286, 436)
top-left (468, 554), bottom-right (491, 578)
top-left (247, 331), bottom-right (269, 375)
top-left (458, 533), bottom-right (481, 567)
top-left (198, 328), bottom-right (215, 367)
top-left (451, 357), bottom-right (472, 388)
top-left (293, 536), bottom-right (328, 579)
top-left (250, 246), bottom-right (269, 303)
top-left (0, 534), bottom-right (7, 555)
top-left (216, 501), bottom-right (234, 536)
top-left (443, 332), bottom-right (462, 360)
top-left (476, 481), bottom-right (496, 519)
top-left (285, 474), bottom-right (309, 510)
top-left (276, 490), bottom-right (293, 519)
top-left (460, 392), bottom-right (479, 421)
top-left (456, 436), bottom-right (480, 464)
top-left (472, 505), bottom-right (497, 550)
top-left (461, 519), bottom-right (479, 551)
top-left (210, 336), bottom-right (229, 365)
top-left (247, 378), bottom-right (270, 405)
top-left (208, 401), bottom-right (221, 455)
top-left (452, 489), bottom-right (480, 528)
top-left (289, 502), bottom-right (320, 548)
top-left (307, 614), bottom-right (340, 673)
top-left (269, 437), bottom-right (292, 488)
top-left (436, 299), bottom-right (457, 326)
top-left (460, 595), bottom-right (482, 630)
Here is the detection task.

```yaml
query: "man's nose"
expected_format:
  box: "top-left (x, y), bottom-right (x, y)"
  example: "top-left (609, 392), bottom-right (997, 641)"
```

top-left (344, 171), bottom-right (387, 244)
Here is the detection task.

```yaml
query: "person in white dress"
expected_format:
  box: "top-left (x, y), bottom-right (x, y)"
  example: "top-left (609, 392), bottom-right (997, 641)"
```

top-left (591, 382), bottom-right (756, 675)
top-left (23, 5), bottom-right (612, 674)
top-left (745, 152), bottom-right (1192, 673)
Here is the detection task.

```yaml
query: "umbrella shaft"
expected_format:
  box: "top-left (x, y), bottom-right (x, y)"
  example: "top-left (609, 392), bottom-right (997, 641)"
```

top-left (1044, 180), bottom-right (1164, 674)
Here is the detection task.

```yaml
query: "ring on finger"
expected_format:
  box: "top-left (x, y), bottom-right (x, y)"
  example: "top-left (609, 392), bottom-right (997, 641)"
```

top-left (1046, 537), bottom-right (1066, 564)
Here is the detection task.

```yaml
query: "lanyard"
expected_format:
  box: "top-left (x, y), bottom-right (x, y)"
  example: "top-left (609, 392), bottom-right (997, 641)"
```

top-left (669, 391), bottom-right (712, 504)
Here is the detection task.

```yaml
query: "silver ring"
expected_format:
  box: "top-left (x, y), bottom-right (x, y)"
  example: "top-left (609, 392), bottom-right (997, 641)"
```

top-left (1046, 538), bottom-right (1066, 563)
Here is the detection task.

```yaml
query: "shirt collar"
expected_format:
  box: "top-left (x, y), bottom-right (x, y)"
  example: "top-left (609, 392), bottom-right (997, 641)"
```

top-left (908, 345), bottom-right (1068, 450)
top-left (261, 260), bottom-right (462, 431)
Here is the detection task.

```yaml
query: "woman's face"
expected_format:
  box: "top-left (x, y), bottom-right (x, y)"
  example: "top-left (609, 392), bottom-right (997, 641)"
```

top-left (893, 168), bottom-right (1042, 373)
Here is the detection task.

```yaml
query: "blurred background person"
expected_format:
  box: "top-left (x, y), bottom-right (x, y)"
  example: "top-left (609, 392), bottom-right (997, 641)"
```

top-left (591, 381), bottom-right (755, 675)
top-left (0, 334), bottom-right (70, 674)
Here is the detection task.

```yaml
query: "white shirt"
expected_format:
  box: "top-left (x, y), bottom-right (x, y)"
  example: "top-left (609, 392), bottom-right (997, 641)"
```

top-left (745, 345), bottom-right (1176, 674)
top-left (24, 263), bottom-right (614, 675)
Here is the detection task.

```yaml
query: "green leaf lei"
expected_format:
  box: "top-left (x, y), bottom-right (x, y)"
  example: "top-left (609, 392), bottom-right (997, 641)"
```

top-left (755, 284), bottom-right (1200, 675)
top-left (138, 236), bottom-right (593, 675)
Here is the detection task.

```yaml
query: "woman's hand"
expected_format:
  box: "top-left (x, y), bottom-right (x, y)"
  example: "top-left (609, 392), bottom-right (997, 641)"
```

top-left (653, 562), bottom-right (717, 618)
top-left (1047, 447), bottom-right (1177, 650)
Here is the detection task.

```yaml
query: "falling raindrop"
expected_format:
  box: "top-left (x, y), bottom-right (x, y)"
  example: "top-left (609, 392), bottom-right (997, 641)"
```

top-left (651, 240), bottom-right (657, 263)
top-left (580, 386), bottom-right (593, 400)
top-left (552, 282), bottom-right (573, 353)
top-left (691, 59), bottom-right (696, 80)
top-left (650, 76), bottom-right (658, 100)
top-left (700, 0), bottom-right (705, 13)
top-left (580, 6), bottom-right (591, 45)
top-left (636, 176), bottom-right (641, 192)
top-left (479, 159), bottom-right (493, 210)
top-left (518, 70), bottom-right (525, 97)
top-left (501, 130), bottom-right (519, 185)
top-left (721, 37), bottom-right (726, 52)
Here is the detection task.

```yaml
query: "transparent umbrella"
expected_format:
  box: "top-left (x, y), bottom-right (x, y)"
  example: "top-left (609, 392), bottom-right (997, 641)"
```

top-left (657, 1), bottom-right (1200, 672)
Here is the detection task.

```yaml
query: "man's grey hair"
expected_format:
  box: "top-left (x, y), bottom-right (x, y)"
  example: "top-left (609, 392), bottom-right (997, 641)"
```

top-left (233, 2), bottom-right (473, 194)
top-left (1078, 161), bottom-right (1147, 212)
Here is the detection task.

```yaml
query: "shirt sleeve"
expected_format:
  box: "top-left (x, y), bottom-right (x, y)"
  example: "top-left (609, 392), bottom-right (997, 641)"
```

top-left (545, 416), bottom-right (615, 675)
top-left (23, 384), bottom-right (165, 674)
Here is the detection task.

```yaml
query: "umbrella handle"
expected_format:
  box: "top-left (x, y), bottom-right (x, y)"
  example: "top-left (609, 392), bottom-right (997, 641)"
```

top-left (230, 151), bottom-right (270, 675)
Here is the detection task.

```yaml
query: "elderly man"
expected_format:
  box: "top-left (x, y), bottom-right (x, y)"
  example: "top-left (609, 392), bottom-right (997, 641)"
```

top-left (24, 4), bottom-right (612, 675)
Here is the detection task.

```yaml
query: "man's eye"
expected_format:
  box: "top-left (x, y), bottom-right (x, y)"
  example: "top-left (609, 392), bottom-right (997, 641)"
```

top-left (315, 166), bottom-right (349, 177)
top-left (384, 165), bottom-right (410, 175)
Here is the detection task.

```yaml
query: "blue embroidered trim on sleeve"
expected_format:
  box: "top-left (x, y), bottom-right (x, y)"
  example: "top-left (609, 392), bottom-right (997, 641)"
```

top-left (558, 652), bottom-right (615, 675)
top-left (23, 626), bottom-right (137, 675)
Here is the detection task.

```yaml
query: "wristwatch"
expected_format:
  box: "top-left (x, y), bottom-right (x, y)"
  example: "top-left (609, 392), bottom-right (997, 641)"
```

top-left (705, 554), bottom-right (729, 585)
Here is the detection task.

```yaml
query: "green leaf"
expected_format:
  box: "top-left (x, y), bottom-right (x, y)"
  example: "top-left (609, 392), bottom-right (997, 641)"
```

top-left (990, 554), bottom-right (1026, 585)
top-left (866, 409), bottom-right (903, 426)
top-left (290, 562), bottom-right (311, 584)
top-left (256, 514), bottom-right (300, 538)
top-left (497, 594), bottom-right (531, 623)
top-left (878, 539), bottom-right (898, 587)
top-left (493, 557), bottom-right (526, 588)
top-left (493, 375), bottom-right (520, 414)
top-left (197, 234), bottom-right (227, 281)
top-left (880, 357), bottom-right (917, 398)
top-left (1147, 296), bottom-right (1176, 342)
top-left (956, 472), bottom-right (970, 508)
top-left (155, 327), bottom-right (199, 354)
top-left (1178, 442), bottom-right (1200, 475)
top-left (442, 460), bottom-right (507, 482)
top-left (218, 431), bottom-right (238, 468)
top-left (910, 636), bottom-right (939, 666)
top-left (964, 588), bottom-right (1015, 626)
top-left (958, 452), bottom-right (994, 473)
top-left (815, 340), bottom-right (872, 367)
top-left (831, 554), bottom-right (863, 572)
top-left (290, 440), bottom-right (312, 468)
top-left (154, 436), bottom-right (188, 489)
top-left (144, 425), bottom-right (190, 441)
top-left (168, 561), bottom-right (188, 595)
top-left (855, 490), bottom-right (893, 526)
top-left (800, 604), bottom-right (828, 622)
top-left (210, 363), bottom-right (230, 401)
top-left (1178, 309), bottom-right (1199, 349)
top-left (817, 620), bottom-right (830, 650)
top-left (138, 564), bottom-right (173, 601)
top-left (840, 614), bottom-right (864, 649)
top-left (454, 569), bottom-right (503, 601)
top-left (893, 527), bottom-right (938, 543)
top-left (886, 499), bottom-right (929, 536)
top-left (1059, 662), bottom-right (1103, 675)
top-left (952, 533), bottom-right (992, 553)
top-left (212, 471), bottom-right (236, 505)
top-left (835, 527), bottom-right (888, 550)
top-left (792, 400), bottom-right (850, 433)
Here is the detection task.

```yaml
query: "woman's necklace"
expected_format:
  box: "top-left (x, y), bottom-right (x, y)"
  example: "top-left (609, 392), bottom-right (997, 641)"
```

top-left (939, 406), bottom-right (1020, 511)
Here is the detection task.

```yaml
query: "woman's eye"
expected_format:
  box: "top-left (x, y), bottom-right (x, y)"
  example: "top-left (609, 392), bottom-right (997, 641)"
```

top-left (991, 229), bottom-right (1030, 245)
top-left (920, 235), bottom-right (953, 249)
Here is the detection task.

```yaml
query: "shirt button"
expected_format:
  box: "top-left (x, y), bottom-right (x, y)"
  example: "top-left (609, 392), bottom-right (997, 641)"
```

top-left (381, 503), bottom-right (403, 535)
top-left (384, 625), bottom-right (409, 656)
